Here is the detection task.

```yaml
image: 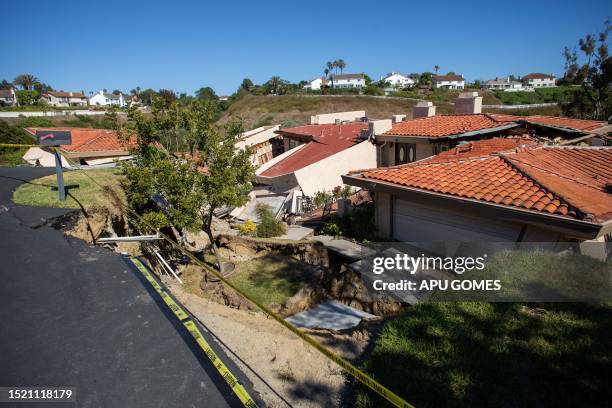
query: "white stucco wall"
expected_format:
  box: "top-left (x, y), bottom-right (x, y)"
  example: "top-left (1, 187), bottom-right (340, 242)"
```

top-left (310, 110), bottom-right (366, 124)
top-left (294, 140), bottom-right (376, 196)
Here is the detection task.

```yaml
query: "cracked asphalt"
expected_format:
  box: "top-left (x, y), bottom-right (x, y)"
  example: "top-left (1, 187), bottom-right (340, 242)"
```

top-left (0, 167), bottom-right (258, 407)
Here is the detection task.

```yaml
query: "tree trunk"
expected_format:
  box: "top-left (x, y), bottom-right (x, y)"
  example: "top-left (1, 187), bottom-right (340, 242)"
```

top-left (203, 208), bottom-right (224, 274)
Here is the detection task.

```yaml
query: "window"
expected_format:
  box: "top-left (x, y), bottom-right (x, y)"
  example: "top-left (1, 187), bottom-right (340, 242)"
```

top-left (395, 143), bottom-right (416, 165)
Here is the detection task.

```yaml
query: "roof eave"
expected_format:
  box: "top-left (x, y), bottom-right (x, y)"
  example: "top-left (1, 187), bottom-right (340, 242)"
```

top-left (341, 174), bottom-right (605, 239)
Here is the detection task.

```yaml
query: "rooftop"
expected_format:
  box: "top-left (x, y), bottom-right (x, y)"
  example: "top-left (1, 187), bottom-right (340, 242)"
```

top-left (383, 114), bottom-right (515, 138)
top-left (259, 123), bottom-right (368, 177)
top-left (25, 127), bottom-right (136, 154)
top-left (522, 73), bottom-right (555, 80)
top-left (331, 73), bottom-right (365, 80)
top-left (424, 137), bottom-right (538, 164)
top-left (522, 115), bottom-right (608, 133)
top-left (350, 146), bottom-right (612, 223)
top-left (45, 91), bottom-right (86, 98)
top-left (433, 74), bottom-right (464, 82)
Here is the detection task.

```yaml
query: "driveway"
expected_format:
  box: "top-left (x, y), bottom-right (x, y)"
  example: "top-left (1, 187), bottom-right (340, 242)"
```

top-left (0, 167), bottom-right (258, 407)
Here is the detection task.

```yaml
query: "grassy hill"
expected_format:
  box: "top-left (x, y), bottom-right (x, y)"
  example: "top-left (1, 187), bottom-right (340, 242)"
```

top-left (217, 94), bottom-right (456, 129)
top-left (217, 93), bottom-right (560, 130)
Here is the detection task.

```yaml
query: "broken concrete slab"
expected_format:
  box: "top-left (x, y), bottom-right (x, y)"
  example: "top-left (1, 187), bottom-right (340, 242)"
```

top-left (314, 235), bottom-right (376, 262)
top-left (285, 300), bottom-right (376, 331)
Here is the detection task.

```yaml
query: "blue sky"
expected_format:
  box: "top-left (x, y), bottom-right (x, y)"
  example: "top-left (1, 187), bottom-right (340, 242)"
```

top-left (4, 0), bottom-right (609, 95)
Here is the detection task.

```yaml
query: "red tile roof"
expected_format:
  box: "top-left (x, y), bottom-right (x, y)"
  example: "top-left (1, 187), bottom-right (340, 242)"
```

top-left (45, 91), bottom-right (87, 98)
top-left (523, 115), bottom-right (608, 132)
top-left (355, 146), bottom-right (612, 222)
top-left (259, 123), bottom-right (368, 177)
top-left (424, 137), bottom-right (538, 164)
top-left (433, 74), bottom-right (464, 82)
top-left (383, 114), bottom-right (515, 138)
top-left (522, 73), bottom-right (554, 80)
top-left (25, 127), bottom-right (136, 153)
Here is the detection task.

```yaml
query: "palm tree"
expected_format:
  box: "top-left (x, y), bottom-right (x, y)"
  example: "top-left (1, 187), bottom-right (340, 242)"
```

top-left (337, 59), bottom-right (346, 74)
top-left (434, 65), bottom-right (440, 74)
top-left (326, 61), bottom-right (335, 75)
top-left (324, 68), bottom-right (329, 78)
top-left (13, 74), bottom-right (39, 90)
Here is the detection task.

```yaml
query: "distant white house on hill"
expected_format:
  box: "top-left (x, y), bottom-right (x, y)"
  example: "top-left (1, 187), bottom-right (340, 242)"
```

top-left (381, 72), bottom-right (415, 88)
top-left (303, 77), bottom-right (329, 91)
top-left (331, 73), bottom-right (366, 89)
top-left (41, 91), bottom-right (88, 107)
top-left (432, 74), bottom-right (465, 89)
top-left (521, 73), bottom-right (556, 88)
top-left (484, 77), bottom-right (523, 91)
top-left (0, 88), bottom-right (17, 106)
top-left (89, 91), bottom-right (129, 107)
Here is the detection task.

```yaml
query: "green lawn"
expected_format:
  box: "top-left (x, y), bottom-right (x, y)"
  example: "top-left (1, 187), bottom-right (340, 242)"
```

top-left (228, 253), bottom-right (315, 307)
top-left (358, 250), bottom-right (612, 407)
top-left (12, 168), bottom-right (124, 209)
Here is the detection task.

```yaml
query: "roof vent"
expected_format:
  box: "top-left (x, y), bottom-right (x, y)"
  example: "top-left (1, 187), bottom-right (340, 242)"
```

top-left (392, 114), bottom-right (406, 123)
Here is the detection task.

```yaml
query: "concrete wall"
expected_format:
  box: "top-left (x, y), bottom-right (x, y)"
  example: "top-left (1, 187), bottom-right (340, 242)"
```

top-left (294, 140), bottom-right (376, 196)
top-left (0, 110), bottom-right (119, 118)
top-left (310, 110), bottom-right (366, 125)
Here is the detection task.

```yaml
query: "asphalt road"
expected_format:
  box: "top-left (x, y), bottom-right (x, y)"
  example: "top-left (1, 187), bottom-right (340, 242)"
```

top-left (0, 167), bottom-right (258, 407)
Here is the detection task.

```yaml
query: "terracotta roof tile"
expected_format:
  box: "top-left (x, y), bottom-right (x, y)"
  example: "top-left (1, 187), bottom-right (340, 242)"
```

top-left (25, 127), bottom-right (136, 153)
top-left (383, 114), bottom-right (516, 138)
top-left (357, 146), bottom-right (612, 222)
top-left (424, 137), bottom-right (538, 163)
top-left (259, 123), bottom-right (368, 177)
top-left (523, 115), bottom-right (608, 132)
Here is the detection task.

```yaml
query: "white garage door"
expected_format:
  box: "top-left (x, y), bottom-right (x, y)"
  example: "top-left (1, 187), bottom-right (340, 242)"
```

top-left (392, 198), bottom-right (521, 254)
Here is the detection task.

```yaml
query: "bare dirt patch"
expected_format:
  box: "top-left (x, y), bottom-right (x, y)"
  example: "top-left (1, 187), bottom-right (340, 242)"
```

top-left (165, 278), bottom-right (371, 408)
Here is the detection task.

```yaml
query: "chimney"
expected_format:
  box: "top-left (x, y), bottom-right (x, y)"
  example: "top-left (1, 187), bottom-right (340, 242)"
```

top-left (368, 119), bottom-right (392, 137)
top-left (391, 114), bottom-right (406, 123)
top-left (412, 101), bottom-right (436, 118)
top-left (454, 92), bottom-right (482, 114)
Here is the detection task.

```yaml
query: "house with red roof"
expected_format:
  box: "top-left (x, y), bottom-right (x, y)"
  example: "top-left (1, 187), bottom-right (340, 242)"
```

top-left (343, 144), bottom-right (612, 247)
top-left (23, 127), bottom-right (136, 166)
top-left (522, 73), bottom-right (556, 88)
top-left (254, 121), bottom-right (376, 197)
top-left (41, 91), bottom-right (88, 107)
top-left (373, 92), bottom-right (611, 168)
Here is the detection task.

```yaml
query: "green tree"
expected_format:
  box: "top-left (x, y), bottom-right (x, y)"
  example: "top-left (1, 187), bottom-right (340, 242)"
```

top-left (195, 86), bottom-right (219, 102)
top-left (562, 20), bottom-right (612, 120)
top-left (419, 72), bottom-right (433, 87)
top-left (13, 74), bottom-right (39, 90)
top-left (434, 65), bottom-right (440, 74)
top-left (239, 78), bottom-right (254, 92)
top-left (15, 90), bottom-right (39, 105)
top-left (264, 76), bottom-right (288, 95)
top-left (337, 59), bottom-right (346, 74)
top-left (157, 89), bottom-right (177, 107)
top-left (0, 80), bottom-right (11, 89)
top-left (195, 118), bottom-right (254, 270)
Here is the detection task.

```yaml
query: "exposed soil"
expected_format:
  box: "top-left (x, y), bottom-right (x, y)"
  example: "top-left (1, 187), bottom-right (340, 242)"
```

top-left (165, 277), bottom-right (372, 408)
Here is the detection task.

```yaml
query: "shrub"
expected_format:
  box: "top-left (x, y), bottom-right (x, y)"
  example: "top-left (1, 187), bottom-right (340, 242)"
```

top-left (255, 204), bottom-right (284, 238)
top-left (238, 219), bottom-right (257, 235)
top-left (313, 190), bottom-right (332, 209)
top-left (321, 221), bottom-right (342, 237)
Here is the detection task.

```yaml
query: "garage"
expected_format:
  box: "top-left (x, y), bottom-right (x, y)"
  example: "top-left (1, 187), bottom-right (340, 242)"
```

top-left (392, 198), bottom-right (522, 254)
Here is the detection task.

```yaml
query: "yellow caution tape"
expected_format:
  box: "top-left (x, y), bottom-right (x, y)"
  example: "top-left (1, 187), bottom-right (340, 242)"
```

top-left (61, 152), bottom-right (415, 408)
top-left (0, 143), bottom-right (37, 148)
top-left (129, 257), bottom-right (258, 408)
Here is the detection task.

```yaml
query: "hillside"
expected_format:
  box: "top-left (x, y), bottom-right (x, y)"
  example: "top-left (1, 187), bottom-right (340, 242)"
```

top-left (217, 93), bottom-right (560, 130)
top-left (217, 95), bottom-right (454, 128)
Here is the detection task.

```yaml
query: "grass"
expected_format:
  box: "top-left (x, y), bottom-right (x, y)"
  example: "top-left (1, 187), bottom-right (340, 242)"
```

top-left (0, 147), bottom-right (28, 166)
top-left (12, 168), bottom-right (125, 209)
top-left (493, 86), bottom-right (578, 105)
top-left (227, 253), bottom-right (315, 306)
top-left (357, 250), bottom-right (612, 407)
